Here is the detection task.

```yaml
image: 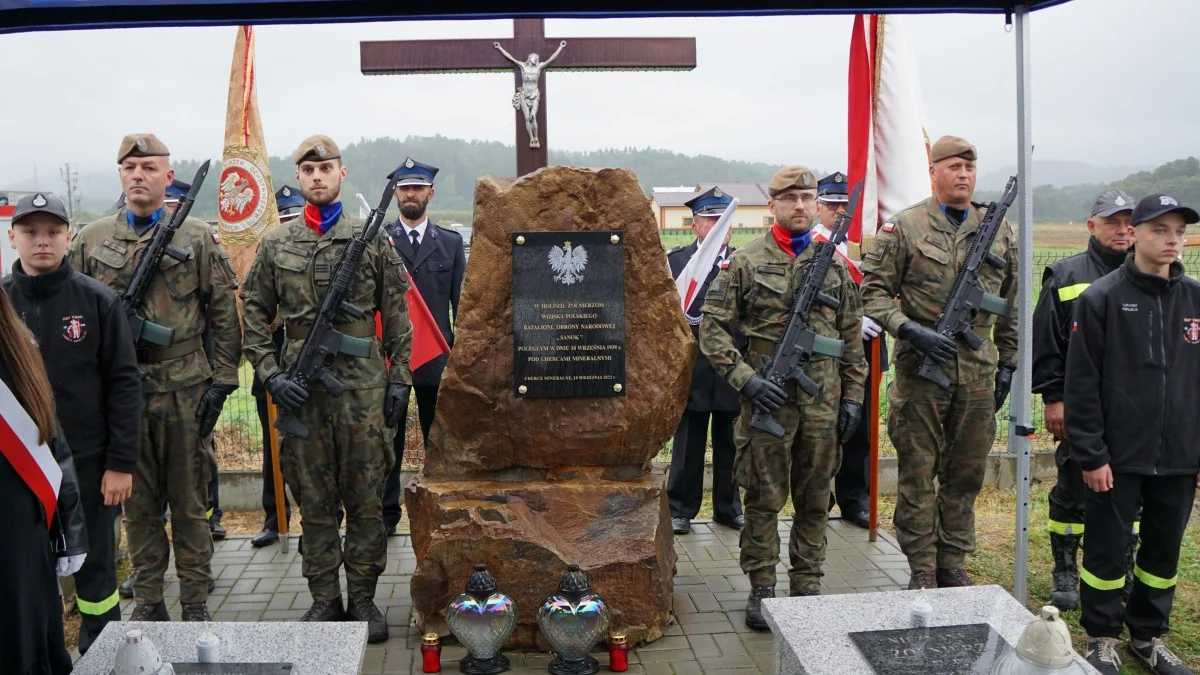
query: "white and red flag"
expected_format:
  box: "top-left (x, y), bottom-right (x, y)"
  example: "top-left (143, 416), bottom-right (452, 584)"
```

top-left (674, 197), bottom-right (740, 311)
top-left (848, 14), bottom-right (932, 243)
top-left (0, 378), bottom-right (61, 529)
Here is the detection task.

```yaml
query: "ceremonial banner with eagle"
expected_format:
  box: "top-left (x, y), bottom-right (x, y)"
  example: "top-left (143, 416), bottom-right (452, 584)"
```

top-left (218, 25), bottom-right (280, 280)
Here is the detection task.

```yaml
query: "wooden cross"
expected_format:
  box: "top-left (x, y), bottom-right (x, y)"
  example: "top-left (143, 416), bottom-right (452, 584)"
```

top-left (360, 19), bottom-right (696, 177)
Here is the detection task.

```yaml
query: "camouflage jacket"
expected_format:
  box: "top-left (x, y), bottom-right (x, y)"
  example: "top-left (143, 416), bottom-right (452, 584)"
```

top-left (240, 207), bottom-right (413, 390)
top-left (70, 211), bottom-right (241, 393)
top-left (859, 196), bottom-right (1019, 384)
top-left (699, 230), bottom-right (867, 406)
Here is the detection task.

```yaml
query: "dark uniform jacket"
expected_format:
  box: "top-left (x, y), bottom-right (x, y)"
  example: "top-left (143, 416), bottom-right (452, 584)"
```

top-left (4, 259), bottom-right (142, 474)
top-left (668, 241), bottom-right (741, 412)
top-left (385, 219), bottom-right (465, 387)
top-left (1065, 257), bottom-right (1200, 475)
top-left (1031, 236), bottom-right (1127, 404)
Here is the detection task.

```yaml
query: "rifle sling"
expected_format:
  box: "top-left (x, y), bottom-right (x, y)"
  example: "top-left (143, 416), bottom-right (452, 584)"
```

top-left (285, 320), bottom-right (377, 341)
top-left (136, 335), bottom-right (202, 363)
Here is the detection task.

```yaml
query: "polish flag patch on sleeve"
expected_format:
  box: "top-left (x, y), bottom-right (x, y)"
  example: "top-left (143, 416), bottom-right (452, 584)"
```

top-left (881, 222), bottom-right (896, 233)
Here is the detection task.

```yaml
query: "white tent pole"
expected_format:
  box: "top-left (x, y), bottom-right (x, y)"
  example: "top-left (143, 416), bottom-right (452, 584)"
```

top-left (1010, 2), bottom-right (1035, 605)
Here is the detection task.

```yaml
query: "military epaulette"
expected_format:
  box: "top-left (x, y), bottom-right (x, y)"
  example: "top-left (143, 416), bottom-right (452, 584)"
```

top-left (667, 245), bottom-right (686, 254)
top-left (435, 223), bottom-right (462, 237)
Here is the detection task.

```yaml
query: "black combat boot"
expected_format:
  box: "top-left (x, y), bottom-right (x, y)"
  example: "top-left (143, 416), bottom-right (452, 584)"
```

top-left (181, 602), bottom-right (211, 621)
top-left (129, 601), bottom-right (170, 621)
top-left (745, 585), bottom-right (774, 631)
top-left (1049, 532), bottom-right (1081, 611)
top-left (347, 597), bottom-right (390, 644)
top-left (301, 597), bottom-right (346, 622)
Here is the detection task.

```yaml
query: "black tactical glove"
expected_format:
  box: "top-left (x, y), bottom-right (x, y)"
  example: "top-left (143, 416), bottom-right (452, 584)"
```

top-left (899, 321), bottom-right (957, 364)
top-left (742, 374), bottom-right (787, 414)
top-left (265, 373), bottom-right (309, 410)
top-left (384, 383), bottom-right (412, 428)
top-left (195, 383), bottom-right (238, 437)
top-left (838, 399), bottom-right (863, 444)
top-left (994, 362), bottom-right (1016, 412)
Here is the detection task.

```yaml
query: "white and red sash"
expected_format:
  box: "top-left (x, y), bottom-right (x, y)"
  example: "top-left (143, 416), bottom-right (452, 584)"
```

top-left (812, 225), bottom-right (863, 285)
top-left (0, 378), bottom-right (61, 529)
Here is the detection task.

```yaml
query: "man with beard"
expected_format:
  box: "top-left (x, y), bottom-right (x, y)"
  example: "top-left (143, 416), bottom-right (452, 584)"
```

top-left (1033, 190), bottom-right (1137, 611)
top-left (381, 157), bottom-right (464, 534)
top-left (241, 136), bottom-right (413, 643)
top-left (71, 133), bottom-right (242, 622)
top-left (700, 166), bottom-right (866, 628)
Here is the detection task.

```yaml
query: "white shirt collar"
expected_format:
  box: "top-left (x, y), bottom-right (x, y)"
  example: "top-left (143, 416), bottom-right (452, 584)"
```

top-left (402, 219), bottom-right (429, 241)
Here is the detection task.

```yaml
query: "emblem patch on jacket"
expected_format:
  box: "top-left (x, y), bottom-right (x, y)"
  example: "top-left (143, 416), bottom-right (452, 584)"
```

top-left (63, 315), bottom-right (87, 343)
top-left (1185, 318), bottom-right (1200, 344)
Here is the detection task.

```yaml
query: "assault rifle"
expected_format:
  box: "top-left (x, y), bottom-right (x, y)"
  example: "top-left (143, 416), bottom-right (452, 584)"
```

top-left (750, 182), bottom-right (862, 440)
top-left (122, 160), bottom-right (209, 347)
top-left (273, 167), bottom-right (403, 439)
top-left (916, 176), bottom-right (1018, 389)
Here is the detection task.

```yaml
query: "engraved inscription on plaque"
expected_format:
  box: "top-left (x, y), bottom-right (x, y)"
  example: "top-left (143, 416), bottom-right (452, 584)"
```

top-left (512, 231), bottom-right (626, 398)
top-left (849, 624), bottom-right (1011, 675)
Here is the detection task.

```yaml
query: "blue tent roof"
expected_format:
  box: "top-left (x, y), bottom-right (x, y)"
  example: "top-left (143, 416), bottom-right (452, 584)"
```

top-left (0, 0), bottom-right (1074, 35)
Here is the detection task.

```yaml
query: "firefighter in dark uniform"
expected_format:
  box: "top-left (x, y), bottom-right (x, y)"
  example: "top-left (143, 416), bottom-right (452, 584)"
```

top-left (1032, 190), bottom-right (1138, 612)
top-left (380, 157), bottom-right (465, 533)
top-left (1066, 194), bottom-right (1200, 675)
top-left (666, 186), bottom-right (744, 535)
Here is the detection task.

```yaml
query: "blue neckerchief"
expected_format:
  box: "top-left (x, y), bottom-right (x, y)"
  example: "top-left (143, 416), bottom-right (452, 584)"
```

top-left (940, 204), bottom-right (968, 227)
top-left (791, 230), bottom-right (812, 257)
top-left (126, 206), bottom-right (165, 238)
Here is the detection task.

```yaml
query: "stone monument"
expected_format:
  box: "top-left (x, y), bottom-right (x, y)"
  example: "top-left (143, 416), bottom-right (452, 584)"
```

top-left (405, 166), bottom-right (693, 648)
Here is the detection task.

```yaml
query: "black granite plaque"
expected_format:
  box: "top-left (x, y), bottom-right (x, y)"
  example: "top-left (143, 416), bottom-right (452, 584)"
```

top-left (512, 231), bottom-right (626, 398)
top-left (172, 665), bottom-right (292, 674)
top-left (849, 624), bottom-right (1011, 675)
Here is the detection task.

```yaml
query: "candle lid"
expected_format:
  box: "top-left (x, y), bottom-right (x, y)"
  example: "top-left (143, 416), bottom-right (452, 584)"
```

top-left (610, 633), bottom-right (627, 645)
top-left (422, 632), bottom-right (440, 646)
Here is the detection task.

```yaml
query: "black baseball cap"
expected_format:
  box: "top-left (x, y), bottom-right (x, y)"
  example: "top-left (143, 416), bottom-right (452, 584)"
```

top-left (1131, 194), bottom-right (1199, 226)
top-left (12, 193), bottom-right (69, 226)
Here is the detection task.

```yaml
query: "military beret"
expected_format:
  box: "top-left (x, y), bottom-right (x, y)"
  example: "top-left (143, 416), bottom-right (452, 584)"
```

top-left (930, 135), bottom-right (977, 163)
top-left (117, 133), bottom-right (170, 164)
top-left (293, 135), bottom-right (342, 165)
top-left (767, 165), bottom-right (818, 197)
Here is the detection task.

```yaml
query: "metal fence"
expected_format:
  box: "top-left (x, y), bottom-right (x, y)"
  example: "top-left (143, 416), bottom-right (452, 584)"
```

top-left (212, 248), bottom-right (1200, 469)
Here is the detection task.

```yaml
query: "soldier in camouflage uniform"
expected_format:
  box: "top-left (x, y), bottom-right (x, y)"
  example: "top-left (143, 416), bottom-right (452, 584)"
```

top-left (71, 134), bottom-right (242, 622)
top-left (700, 165), bottom-right (867, 631)
top-left (241, 135), bottom-right (413, 643)
top-left (859, 136), bottom-right (1019, 590)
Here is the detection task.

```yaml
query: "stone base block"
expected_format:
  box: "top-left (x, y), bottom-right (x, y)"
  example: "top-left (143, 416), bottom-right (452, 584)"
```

top-left (405, 467), bottom-right (676, 649)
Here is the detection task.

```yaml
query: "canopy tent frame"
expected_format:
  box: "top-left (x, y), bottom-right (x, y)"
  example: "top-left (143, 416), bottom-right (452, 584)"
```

top-left (0, 0), bottom-right (1052, 606)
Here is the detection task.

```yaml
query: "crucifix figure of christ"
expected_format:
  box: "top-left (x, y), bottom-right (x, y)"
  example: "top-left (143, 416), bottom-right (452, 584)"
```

top-left (360, 18), bottom-right (696, 176)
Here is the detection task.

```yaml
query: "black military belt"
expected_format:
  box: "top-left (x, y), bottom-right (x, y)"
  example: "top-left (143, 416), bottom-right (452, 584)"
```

top-left (285, 320), bottom-right (377, 340)
top-left (136, 335), bottom-right (203, 363)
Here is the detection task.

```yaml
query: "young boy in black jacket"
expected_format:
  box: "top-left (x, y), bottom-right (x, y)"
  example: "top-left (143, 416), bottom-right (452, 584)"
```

top-left (1065, 193), bottom-right (1200, 675)
top-left (3, 193), bottom-right (143, 654)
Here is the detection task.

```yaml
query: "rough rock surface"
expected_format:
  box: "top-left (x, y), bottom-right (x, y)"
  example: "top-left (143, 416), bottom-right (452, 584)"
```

top-left (405, 469), bottom-right (677, 649)
top-left (424, 166), bottom-right (693, 478)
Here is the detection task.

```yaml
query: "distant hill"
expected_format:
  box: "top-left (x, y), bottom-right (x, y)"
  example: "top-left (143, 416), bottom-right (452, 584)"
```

top-left (979, 160), bottom-right (1147, 192)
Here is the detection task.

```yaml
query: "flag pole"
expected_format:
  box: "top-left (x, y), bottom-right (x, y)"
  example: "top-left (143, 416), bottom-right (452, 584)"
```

top-left (867, 335), bottom-right (881, 542)
top-left (265, 392), bottom-right (289, 553)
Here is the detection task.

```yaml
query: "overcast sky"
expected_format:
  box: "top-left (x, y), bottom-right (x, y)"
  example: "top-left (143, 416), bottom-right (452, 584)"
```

top-left (0, 0), bottom-right (1194, 188)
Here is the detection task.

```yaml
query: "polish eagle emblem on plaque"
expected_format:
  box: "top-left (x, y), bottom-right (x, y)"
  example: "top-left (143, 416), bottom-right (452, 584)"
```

top-left (548, 240), bottom-right (588, 285)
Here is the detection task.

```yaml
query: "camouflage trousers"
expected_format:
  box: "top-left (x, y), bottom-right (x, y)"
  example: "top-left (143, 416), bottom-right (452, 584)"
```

top-left (887, 372), bottom-right (995, 573)
top-left (280, 387), bottom-right (394, 602)
top-left (734, 396), bottom-right (840, 594)
top-left (126, 381), bottom-right (214, 605)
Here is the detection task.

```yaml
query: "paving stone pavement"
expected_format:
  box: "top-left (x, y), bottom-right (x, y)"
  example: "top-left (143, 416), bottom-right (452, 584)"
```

top-left (115, 518), bottom-right (906, 674)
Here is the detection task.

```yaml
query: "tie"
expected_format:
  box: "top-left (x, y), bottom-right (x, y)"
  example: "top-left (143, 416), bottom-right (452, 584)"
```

top-left (409, 230), bottom-right (420, 256)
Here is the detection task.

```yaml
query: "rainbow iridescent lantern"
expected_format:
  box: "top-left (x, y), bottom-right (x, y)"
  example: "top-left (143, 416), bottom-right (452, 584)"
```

top-left (445, 564), bottom-right (516, 674)
top-left (536, 564), bottom-right (610, 675)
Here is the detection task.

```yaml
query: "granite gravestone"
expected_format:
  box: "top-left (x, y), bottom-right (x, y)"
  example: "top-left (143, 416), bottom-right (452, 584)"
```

top-left (406, 166), bottom-right (693, 648)
top-left (511, 230), bottom-right (626, 398)
top-left (760, 585), bottom-right (1100, 675)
